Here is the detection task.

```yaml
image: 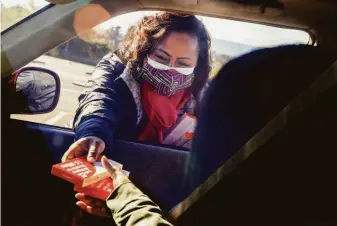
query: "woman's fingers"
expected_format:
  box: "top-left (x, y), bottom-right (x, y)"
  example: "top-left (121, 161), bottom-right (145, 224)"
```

top-left (87, 142), bottom-right (97, 163)
top-left (61, 139), bottom-right (84, 162)
top-left (61, 137), bottom-right (105, 163)
top-left (87, 139), bottom-right (105, 163)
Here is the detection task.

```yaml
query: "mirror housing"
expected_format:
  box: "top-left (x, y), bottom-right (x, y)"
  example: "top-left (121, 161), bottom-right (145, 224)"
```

top-left (12, 67), bottom-right (61, 114)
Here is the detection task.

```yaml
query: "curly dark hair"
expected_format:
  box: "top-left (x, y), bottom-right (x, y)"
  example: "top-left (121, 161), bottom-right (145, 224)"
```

top-left (116, 12), bottom-right (212, 98)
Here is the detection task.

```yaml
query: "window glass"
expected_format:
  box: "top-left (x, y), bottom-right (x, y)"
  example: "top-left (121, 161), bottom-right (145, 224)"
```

top-left (11, 11), bottom-right (310, 140)
top-left (1, 0), bottom-right (50, 32)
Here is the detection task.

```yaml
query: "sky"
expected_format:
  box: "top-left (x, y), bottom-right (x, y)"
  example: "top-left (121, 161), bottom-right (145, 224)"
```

top-left (1, 0), bottom-right (49, 8)
top-left (1, 0), bottom-right (310, 47)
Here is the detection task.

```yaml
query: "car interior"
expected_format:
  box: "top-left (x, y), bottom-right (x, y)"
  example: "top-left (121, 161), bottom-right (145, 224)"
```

top-left (1, 0), bottom-right (336, 226)
top-left (178, 44), bottom-right (336, 225)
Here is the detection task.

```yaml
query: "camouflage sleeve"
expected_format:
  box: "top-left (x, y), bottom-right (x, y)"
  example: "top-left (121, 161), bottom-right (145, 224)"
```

top-left (107, 183), bottom-right (173, 226)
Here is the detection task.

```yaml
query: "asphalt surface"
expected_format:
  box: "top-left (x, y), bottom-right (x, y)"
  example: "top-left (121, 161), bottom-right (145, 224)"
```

top-left (11, 55), bottom-right (95, 128)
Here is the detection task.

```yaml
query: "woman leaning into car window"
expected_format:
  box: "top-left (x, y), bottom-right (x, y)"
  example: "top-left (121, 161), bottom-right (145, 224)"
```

top-left (62, 11), bottom-right (211, 225)
top-left (62, 12), bottom-right (211, 163)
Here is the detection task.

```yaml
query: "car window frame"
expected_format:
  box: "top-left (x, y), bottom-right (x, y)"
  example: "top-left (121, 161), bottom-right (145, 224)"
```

top-left (5, 8), bottom-right (315, 152)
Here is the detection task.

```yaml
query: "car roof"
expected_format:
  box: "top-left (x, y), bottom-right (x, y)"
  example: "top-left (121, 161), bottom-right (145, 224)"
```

top-left (49, 0), bottom-right (337, 34)
top-left (2, 0), bottom-right (337, 77)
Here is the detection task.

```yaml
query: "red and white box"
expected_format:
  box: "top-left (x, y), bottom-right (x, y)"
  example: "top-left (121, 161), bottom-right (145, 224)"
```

top-left (74, 177), bottom-right (114, 201)
top-left (73, 169), bottom-right (130, 201)
top-left (163, 113), bottom-right (197, 149)
top-left (51, 157), bottom-right (123, 187)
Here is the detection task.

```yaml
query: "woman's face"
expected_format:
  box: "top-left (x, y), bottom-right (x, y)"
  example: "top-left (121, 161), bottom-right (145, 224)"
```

top-left (148, 31), bottom-right (199, 68)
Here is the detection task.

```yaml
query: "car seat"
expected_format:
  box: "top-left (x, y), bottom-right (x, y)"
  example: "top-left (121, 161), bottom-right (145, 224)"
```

top-left (177, 45), bottom-right (337, 225)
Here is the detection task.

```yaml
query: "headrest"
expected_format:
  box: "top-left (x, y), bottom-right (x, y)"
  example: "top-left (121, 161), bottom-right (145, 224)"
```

top-left (188, 44), bottom-right (335, 188)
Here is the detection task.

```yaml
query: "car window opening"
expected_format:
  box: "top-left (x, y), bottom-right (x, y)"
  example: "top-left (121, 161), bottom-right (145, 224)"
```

top-left (10, 10), bottom-right (310, 150)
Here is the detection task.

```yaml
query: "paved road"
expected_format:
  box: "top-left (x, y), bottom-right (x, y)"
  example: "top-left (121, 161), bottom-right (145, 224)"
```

top-left (11, 55), bottom-right (95, 128)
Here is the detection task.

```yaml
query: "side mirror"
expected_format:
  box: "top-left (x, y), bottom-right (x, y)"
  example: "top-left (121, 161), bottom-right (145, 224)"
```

top-left (13, 67), bottom-right (61, 114)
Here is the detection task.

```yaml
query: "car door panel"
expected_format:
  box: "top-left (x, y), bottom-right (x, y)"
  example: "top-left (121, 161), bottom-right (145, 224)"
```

top-left (13, 120), bottom-right (190, 211)
top-left (111, 140), bottom-right (190, 209)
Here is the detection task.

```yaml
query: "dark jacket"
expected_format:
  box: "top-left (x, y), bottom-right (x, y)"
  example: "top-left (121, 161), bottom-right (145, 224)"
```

top-left (74, 53), bottom-right (204, 150)
top-left (74, 53), bottom-right (138, 151)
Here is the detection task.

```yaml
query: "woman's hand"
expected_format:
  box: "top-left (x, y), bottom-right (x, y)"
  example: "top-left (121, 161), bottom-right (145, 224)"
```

top-left (61, 136), bottom-right (105, 163)
top-left (75, 156), bottom-right (130, 217)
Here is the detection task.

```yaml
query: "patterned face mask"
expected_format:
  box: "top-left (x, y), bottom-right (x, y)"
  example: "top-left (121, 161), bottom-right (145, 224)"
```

top-left (141, 56), bottom-right (195, 96)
